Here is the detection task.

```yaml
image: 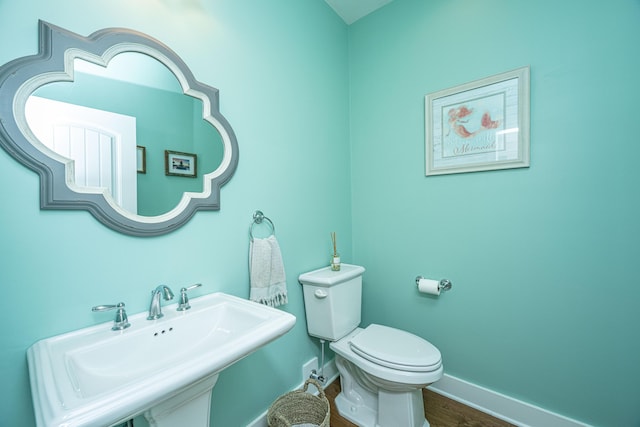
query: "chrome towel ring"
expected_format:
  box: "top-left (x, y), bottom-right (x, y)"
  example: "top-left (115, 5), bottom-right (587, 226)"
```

top-left (249, 210), bottom-right (275, 240)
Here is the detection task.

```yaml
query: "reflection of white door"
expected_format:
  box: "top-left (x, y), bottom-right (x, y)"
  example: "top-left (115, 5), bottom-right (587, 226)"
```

top-left (25, 96), bottom-right (137, 212)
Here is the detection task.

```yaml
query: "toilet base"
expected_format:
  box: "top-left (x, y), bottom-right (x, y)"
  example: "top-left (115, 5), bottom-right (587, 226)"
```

top-left (334, 389), bottom-right (429, 427)
top-left (334, 391), bottom-right (377, 427)
top-left (334, 355), bottom-right (430, 427)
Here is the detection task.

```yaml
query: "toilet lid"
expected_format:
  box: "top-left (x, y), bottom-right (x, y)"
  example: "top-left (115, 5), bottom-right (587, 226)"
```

top-left (349, 324), bottom-right (442, 372)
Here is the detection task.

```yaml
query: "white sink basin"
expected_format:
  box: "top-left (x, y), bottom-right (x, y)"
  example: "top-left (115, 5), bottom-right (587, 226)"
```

top-left (27, 292), bottom-right (296, 427)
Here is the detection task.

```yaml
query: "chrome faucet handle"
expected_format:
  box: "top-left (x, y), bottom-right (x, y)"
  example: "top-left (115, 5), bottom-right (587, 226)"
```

top-left (92, 302), bottom-right (131, 331)
top-left (177, 283), bottom-right (202, 311)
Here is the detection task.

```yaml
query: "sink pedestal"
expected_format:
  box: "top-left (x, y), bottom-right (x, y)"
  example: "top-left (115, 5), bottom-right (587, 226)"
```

top-left (144, 374), bottom-right (219, 427)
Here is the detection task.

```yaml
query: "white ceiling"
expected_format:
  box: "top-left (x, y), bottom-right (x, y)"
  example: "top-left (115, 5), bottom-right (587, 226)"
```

top-left (324, 0), bottom-right (394, 24)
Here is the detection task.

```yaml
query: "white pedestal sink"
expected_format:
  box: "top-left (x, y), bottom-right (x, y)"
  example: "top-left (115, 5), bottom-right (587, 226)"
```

top-left (27, 292), bottom-right (296, 427)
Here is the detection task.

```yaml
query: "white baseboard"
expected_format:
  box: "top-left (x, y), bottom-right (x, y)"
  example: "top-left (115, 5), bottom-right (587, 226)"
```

top-left (428, 374), bottom-right (592, 427)
top-left (246, 409), bottom-right (269, 427)
top-left (247, 367), bottom-right (591, 427)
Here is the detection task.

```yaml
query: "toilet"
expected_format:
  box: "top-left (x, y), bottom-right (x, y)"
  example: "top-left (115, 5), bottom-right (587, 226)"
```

top-left (299, 264), bottom-right (443, 427)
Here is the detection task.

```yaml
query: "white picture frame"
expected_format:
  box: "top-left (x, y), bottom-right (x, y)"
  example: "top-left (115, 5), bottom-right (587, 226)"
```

top-left (425, 66), bottom-right (530, 176)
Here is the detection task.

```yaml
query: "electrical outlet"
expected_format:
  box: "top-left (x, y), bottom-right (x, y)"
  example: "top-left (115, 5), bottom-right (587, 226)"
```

top-left (302, 357), bottom-right (318, 381)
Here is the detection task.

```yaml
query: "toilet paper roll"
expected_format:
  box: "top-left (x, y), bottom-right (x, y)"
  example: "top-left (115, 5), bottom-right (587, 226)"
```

top-left (417, 278), bottom-right (441, 295)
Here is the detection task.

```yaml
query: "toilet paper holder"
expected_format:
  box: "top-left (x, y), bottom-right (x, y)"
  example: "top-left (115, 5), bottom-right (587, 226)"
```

top-left (415, 276), bottom-right (453, 292)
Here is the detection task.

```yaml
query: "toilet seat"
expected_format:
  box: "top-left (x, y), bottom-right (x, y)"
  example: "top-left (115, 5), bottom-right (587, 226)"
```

top-left (349, 324), bottom-right (442, 372)
top-left (330, 326), bottom-right (443, 389)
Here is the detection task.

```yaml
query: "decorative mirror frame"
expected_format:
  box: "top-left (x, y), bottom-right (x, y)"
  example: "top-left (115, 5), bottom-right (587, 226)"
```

top-left (0, 20), bottom-right (238, 236)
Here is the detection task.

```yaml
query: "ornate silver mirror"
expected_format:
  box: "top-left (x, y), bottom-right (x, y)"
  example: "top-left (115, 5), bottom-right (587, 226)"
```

top-left (0, 21), bottom-right (238, 236)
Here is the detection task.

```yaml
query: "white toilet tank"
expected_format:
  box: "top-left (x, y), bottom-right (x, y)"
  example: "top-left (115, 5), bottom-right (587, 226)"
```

top-left (298, 264), bottom-right (365, 341)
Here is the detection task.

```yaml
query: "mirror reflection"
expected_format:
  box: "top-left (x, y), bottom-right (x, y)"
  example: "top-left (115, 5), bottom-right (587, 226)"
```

top-left (25, 53), bottom-right (224, 217)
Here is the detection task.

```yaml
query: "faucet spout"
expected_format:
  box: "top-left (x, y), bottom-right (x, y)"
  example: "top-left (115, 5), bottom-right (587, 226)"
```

top-left (147, 285), bottom-right (174, 320)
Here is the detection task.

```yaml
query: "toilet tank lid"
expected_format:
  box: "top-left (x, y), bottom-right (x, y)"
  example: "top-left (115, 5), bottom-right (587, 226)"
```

top-left (298, 264), bottom-right (365, 287)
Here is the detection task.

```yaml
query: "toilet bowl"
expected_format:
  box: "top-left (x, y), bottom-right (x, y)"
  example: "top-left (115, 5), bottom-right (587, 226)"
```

top-left (330, 325), bottom-right (443, 427)
top-left (298, 264), bottom-right (444, 427)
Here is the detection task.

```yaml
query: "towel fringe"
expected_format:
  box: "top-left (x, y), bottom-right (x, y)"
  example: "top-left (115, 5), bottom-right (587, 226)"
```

top-left (255, 292), bottom-right (288, 308)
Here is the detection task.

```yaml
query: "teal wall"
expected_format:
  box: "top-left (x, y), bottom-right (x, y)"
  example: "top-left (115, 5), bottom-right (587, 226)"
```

top-left (2, 1), bottom-right (639, 426)
top-left (0, 1), bottom-right (349, 426)
top-left (350, 1), bottom-right (640, 426)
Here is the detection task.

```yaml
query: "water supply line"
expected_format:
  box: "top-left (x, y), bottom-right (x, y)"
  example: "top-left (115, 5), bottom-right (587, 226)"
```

top-left (310, 339), bottom-right (327, 384)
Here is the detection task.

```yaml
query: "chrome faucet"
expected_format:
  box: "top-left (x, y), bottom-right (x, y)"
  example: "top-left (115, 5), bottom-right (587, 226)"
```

top-left (147, 285), bottom-right (174, 320)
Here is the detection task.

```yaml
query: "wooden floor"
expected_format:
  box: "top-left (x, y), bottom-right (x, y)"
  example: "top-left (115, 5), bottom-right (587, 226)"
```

top-left (324, 378), bottom-right (516, 427)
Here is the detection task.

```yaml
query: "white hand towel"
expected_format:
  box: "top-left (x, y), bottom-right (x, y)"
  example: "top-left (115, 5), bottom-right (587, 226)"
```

top-left (249, 235), bottom-right (288, 307)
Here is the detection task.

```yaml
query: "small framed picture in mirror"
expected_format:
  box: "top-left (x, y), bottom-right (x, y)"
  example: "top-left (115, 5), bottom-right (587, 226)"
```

top-left (137, 146), bottom-right (146, 174)
top-left (165, 150), bottom-right (197, 177)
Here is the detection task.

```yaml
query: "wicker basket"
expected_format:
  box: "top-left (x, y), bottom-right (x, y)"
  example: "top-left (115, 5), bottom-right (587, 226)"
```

top-left (267, 379), bottom-right (330, 427)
